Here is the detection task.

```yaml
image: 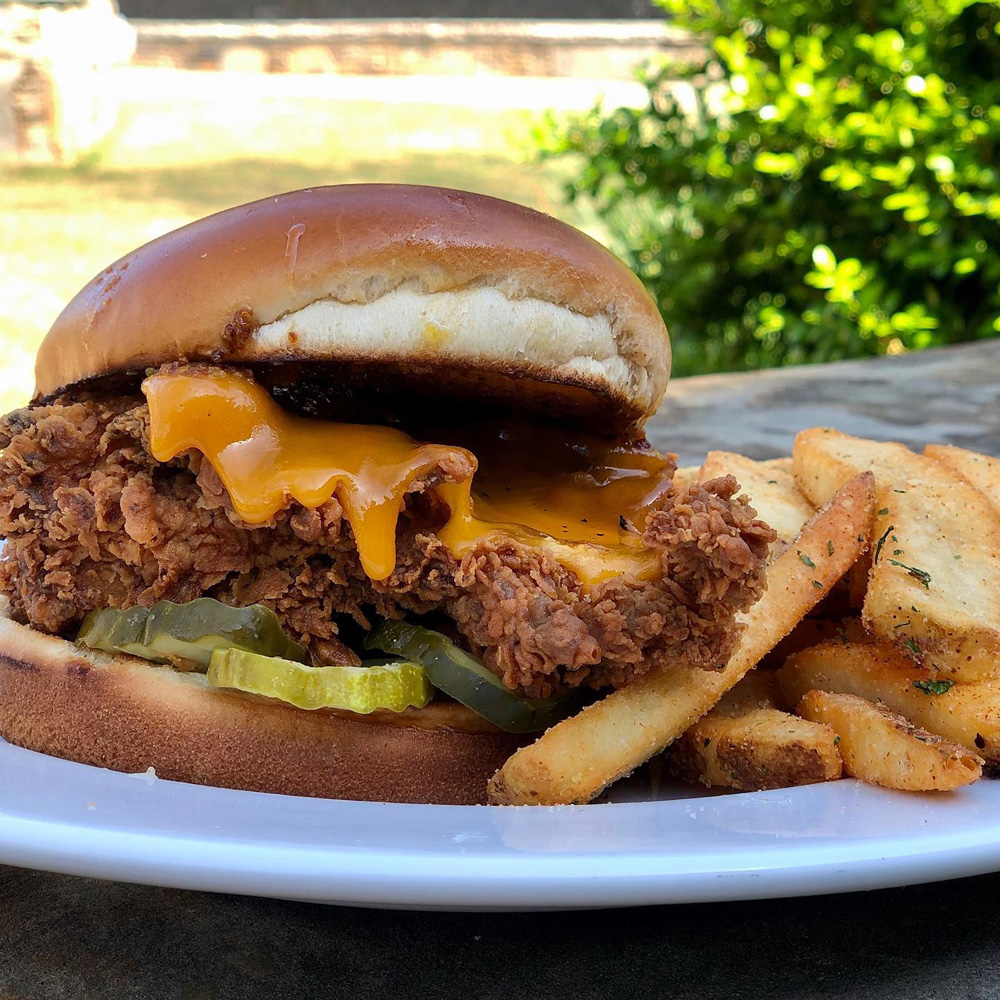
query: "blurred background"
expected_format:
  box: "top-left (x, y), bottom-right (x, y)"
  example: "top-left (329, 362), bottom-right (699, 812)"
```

top-left (1, 0), bottom-right (998, 416)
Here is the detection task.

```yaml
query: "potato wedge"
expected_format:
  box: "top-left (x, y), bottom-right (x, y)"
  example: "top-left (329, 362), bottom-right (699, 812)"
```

top-left (669, 667), bottom-right (839, 793)
top-left (793, 428), bottom-right (959, 507)
top-left (863, 478), bottom-right (1000, 683)
top-left (778, 641), bottom-right (1000, 763)
top-left (488, 472), bottom-right (875, 805)
top-left (698, 452), bottom-right (813, 554)
top-left (714, 668), bottom-right (780, 714)
top-left (669, 704), bottom-right (842, 791)
top-left (925, 444), bottom-right (1000, 522)
top-left (797, 689), bottom-right (982, 791)
top-left (763, 616), bottom-right (869, 675)
top-left (673, 465), bottom-right (702, 489)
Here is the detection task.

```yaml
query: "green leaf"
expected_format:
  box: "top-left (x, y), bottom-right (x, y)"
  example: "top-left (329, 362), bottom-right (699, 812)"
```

top-left (766, 26), bottom-right (791, 50)
top-left (811, 245), bottom-right (836, 272)
top-left (926, 154), bottom-right (955, 176)
top-left (753, 151), bottom-right (801, 176)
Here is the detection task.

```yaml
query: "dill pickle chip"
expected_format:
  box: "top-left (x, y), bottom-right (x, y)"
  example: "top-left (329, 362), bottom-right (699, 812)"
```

top-left (76, 599), bottom-right (307, 669)
top-left (363, 620), bottom-right (583, 733)
top-left (207, 648), bottom-right (432, 713)
top-left (77, 606), bottom-right (149, 656)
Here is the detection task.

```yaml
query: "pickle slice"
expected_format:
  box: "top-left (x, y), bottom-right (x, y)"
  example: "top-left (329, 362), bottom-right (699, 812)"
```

top-left (363, 621), bottom-right (582, 733)
top-left (207, 648), bottom-right (432, 713)
top-left (77, 599), bottom-right (308, 669)
top-left (77, 606), bottom-right (149, 657)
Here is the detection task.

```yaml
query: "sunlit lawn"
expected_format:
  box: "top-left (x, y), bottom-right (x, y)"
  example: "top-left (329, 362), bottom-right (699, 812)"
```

top-left (0, 69), bottom-right (613, 414)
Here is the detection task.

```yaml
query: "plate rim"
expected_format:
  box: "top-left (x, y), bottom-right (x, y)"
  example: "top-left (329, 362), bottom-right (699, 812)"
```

top-left (2, 741), bottom-right (999, 909)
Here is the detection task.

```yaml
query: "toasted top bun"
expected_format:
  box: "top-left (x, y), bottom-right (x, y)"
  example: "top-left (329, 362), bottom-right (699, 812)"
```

top-left (34, 184), bottom-right (670, 433)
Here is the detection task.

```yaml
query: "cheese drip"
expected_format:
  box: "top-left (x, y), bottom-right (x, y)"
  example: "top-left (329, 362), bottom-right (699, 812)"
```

top-left (143, 369), bottom-right (674, 585)
top-left (434, 425), bottom-right (672, 583)
top-left (144, 368), bottom-right (473, 581)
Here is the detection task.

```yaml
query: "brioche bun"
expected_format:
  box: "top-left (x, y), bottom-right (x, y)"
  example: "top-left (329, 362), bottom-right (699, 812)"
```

top-left (34, 184), bottom-right (670, 433)
top-left (0, 606), bottom-right (525, 805)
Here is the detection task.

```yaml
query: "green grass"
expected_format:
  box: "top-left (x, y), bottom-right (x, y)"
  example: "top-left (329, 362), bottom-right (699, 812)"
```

top-left (1, 102), bottom-right (596, 415)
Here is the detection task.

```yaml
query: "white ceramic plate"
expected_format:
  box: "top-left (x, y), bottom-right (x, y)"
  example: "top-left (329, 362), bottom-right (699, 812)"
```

top-left (2, 738), bottom-right (999, 910)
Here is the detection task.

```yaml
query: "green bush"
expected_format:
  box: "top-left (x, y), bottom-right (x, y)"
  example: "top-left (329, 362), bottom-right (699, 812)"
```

top-left (540, 0), bottom-right (1000, 375)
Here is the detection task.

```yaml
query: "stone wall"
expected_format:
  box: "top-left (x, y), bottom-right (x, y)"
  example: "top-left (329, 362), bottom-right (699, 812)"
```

top-left (131, 18), bottom-right (700, 78)
top-left (120, 1), bottom-right (658, 19)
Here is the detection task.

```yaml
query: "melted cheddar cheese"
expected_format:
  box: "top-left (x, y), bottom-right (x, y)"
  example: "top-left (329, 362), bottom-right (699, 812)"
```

top-left (143, 368), bottom-right (674, 585)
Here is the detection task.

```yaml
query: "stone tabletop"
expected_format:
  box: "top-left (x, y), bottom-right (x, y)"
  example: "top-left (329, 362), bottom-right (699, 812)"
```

top-left (2, 341), bottom-right (999, 1000)
top-left (648, 338), bottom-right (1000, 465)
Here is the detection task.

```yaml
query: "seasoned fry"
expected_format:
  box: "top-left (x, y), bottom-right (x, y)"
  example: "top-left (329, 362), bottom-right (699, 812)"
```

top-left (763, 616), bottom-right (869, 673)
top-left (797, 689), bottom-right (982, 791)
top-left (488, 473), bottom-right (875, 805)
top-left (793, 428), bottom-right (959, 507)
top-left (863, 478), bottom-right (1000, 683)
top-left (925, 443), bottom-right (1000, 522)
top-left (778, 641), bottom-right (1000, 763)
top-left (845, 553), bottom-right (871, 609)
top-left (698, 452), bottom-right (813, 554)
top-left (714, 668), bottom-right (780, 714)
top-left (673, 465), bottom-right (702, 489)
top-left (669, 702), bottom-right (842, 791)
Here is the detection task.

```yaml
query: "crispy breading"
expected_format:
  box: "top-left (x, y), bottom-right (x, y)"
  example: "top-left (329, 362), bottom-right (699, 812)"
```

top-left (0, 377), bottom-right (773, 696)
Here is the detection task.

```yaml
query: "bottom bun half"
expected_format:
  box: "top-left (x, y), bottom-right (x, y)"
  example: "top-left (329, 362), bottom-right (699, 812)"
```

top-left (0, 607), bottom-right (526, 805)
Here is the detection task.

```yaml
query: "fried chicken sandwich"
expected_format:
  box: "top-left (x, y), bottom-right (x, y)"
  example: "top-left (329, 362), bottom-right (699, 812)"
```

top-left (0, 185), bottom-right (773, 803)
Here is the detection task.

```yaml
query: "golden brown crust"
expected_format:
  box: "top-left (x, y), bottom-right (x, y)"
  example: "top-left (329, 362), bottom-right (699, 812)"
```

top-left (0, 610), bottom-right (525, 805)
top-left (34, 185), bottom-right (670, 432)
